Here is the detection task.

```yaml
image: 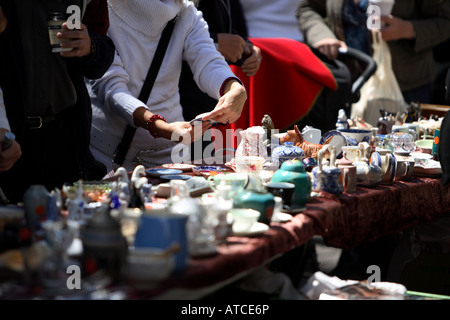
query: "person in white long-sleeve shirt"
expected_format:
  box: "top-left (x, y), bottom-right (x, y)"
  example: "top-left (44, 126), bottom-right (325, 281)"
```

top-left (88, 0), bottom-right (247, 172)
top-left (238, 0), bottom-right (304, 42)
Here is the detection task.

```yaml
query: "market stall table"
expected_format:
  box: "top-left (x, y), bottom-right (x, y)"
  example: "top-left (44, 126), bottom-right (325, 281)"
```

top-left (2, 167), bottom-right (447, 299)
top-left (129, 171), bottom-right (449, 299)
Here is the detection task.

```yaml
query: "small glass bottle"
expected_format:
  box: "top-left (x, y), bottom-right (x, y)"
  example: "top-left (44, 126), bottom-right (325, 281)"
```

top-left (211, 182), bottom-right (233, 243)
top-left (168, 180), bottom-right (216, 257)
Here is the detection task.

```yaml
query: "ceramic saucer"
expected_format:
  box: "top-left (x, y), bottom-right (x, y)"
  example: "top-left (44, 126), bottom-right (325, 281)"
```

top-left (192, 166), bottom-right (227, 177)
top-left (162, 163), bottom-right (195, 172)
top-left (159, 174), bottom-right (192, 180)
top-left (233, 222), bottom-right (269, 237)
top-left (275, 212), bottom-right (292, 223)
top-left (146, 168), bottom-right (183, 177)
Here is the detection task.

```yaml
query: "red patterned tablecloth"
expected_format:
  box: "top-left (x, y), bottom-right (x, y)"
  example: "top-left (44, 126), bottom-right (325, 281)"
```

top-left (132, 176), bottom-right (450, 298)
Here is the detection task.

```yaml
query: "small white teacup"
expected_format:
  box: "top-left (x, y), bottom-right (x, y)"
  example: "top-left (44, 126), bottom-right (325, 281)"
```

top-left (341, 146), bottom-right (361, 162)
top-left (229, 208), bottom-right (260, 234)
top-left (235, 156), bottom-right (265, 174)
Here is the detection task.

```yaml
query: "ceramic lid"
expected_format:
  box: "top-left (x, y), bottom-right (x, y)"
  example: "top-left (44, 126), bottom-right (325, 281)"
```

top-left (279, 158), bottom-right (306, 173)
top-left (272, 142), bottom-right (304, 157)
top-left (336, 154), bottom-right (353, 166)
top-left (393, 147), bottom-right (411, 156)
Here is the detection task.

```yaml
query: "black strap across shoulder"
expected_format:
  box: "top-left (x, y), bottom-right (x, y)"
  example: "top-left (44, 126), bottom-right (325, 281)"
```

top-left (113, 16), bottom-right (177, 167)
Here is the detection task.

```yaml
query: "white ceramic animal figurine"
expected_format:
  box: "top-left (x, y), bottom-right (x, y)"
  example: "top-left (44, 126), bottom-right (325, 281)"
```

top-left (111, 166), bottom-right (131, 204)
top-left (131, 165), bottom-right (149, 190)
top-left (336, 109), bottom-right (349, 130)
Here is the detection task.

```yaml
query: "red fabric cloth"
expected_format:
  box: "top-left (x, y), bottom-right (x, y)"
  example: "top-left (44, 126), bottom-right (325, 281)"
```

top-left (213, 37), bottom-right (337, 153)
top-left (125, 176), bottom-right (450, 298)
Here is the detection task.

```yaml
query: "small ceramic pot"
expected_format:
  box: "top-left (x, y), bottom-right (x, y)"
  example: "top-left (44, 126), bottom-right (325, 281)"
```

top-left (233, 189), bottom-right (275, 225)
top-left (271, 159), bottom-right (311, 213)
top-left (311, 144), bottom-right (343, 195)
top-left (336, 154), bottom-right (357, 193)
top-left (272, 142), bottom-right (305, 167)
top-left (134, 207), bottom-right (189, 271)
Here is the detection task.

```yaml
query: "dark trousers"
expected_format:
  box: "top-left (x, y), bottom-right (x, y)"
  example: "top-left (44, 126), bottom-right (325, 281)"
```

top-left (0, 119), bottom-right (81, 204)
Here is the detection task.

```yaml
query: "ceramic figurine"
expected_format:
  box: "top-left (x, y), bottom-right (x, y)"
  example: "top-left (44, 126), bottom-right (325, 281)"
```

top-left (262, 114), bottom-right (275, 155)
top-left (131, 165), bottom-right (149, 190)
top-left (280, 125), bottom-right (332, 159)
top-left (336, 109), bottom-right (349, 130)
top-left (111, 167), bottom-right (131, 205)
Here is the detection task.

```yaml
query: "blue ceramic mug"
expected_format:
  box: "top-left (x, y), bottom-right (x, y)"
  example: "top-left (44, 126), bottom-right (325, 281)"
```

top-left (134, 208), bottom-right (189, 271)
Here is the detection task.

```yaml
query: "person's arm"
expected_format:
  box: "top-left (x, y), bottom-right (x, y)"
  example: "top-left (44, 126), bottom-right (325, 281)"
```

top-left (202, 77), bottom-right (247, 125)
top-left (296, 0), bottom-right (346, 59)
top-left (240, 42), bottom-right (262, 77)
top-left (297, 0), bottom-right (337, 47)
top-left (216, 33), bottom-right (247, 63)
top-left (0, 5), bottom-right (7, 34)
top-left (0, 87), bottom-right (21, 172)
top-left (381, 0), bottom-right (450, 52)
top-left (61, 0), bottom-right (115, 79)
top-left (0, 87), bottom-right (9, 132)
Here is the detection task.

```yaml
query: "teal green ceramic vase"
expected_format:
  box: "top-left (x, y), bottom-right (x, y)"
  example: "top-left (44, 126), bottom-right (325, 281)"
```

top-left (270, 159), bottom-right (311, 213)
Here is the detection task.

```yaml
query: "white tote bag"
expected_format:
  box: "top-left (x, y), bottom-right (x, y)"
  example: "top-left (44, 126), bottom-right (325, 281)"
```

top-left (351, 30), bottom-right (408, 126)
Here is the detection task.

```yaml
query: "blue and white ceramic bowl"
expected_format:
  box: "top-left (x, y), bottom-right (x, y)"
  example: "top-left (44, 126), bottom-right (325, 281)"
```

top-left (338, 128), bottom-right (372, 144)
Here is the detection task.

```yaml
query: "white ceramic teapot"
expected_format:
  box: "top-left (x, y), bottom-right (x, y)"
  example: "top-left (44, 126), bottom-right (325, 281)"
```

top-left (370, 147), bottom-right (396, 185)
top-left (354, 142), bottom-right (382, 188)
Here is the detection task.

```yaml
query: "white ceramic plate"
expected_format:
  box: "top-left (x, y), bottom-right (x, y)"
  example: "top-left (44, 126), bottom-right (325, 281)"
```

top-left (233, 222), bottom-right (269, 237)
top-left (162, 163), bottom-right (196, 172)
top-left (320, 130), bottom-right (346, 157)
top-left (414, 159), bottom-right (442, 176)
top-left (146, 168), bottom-right (183, 177)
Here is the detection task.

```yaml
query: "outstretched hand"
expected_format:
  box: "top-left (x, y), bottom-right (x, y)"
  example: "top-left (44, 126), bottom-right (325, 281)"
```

top-left (202, 79), bottom-right (247, 125)
top-left (168, 121), bottom-right (211, 145)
